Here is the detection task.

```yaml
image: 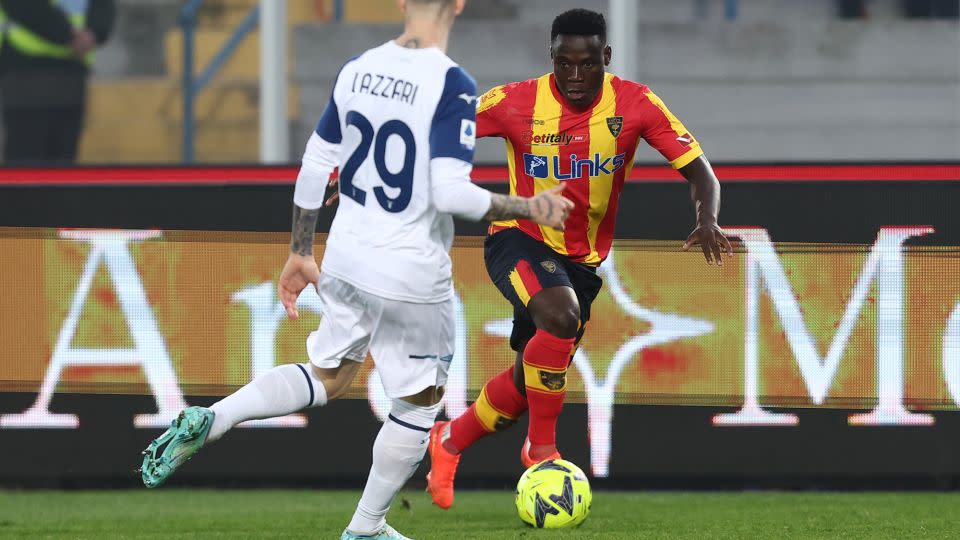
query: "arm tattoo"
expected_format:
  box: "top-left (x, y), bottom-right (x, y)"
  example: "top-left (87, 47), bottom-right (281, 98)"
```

top-left (290, 204), bottom-right (320, 256)
top-left (482, 193), bottom-right (532, 222)
top-left (401, 38), bottom-right (421, 49)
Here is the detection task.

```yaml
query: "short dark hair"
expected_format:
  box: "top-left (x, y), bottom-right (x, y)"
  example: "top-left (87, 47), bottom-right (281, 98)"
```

top-left (409, 0), bottom-right (456, 7)
top-left (550, 9), bottom-right (607, 44)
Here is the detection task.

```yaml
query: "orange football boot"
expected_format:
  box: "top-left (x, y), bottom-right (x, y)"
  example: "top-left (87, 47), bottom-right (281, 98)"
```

top-left (520, 437), bottom-right (562, 469)
top-left (426, 421), bottom-right (460, 510)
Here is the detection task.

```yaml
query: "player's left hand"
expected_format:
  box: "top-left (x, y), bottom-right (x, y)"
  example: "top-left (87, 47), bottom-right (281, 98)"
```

top-left (325, 176), bottom-right (339, 207)
top-left (278, 253), bottom-right (321, 319)
top-left (683, 223), bottom-right (733, 266)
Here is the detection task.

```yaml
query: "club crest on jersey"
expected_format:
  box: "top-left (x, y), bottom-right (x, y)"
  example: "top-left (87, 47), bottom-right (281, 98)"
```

top-left (540, 260), bottom-right (558, 273)
top-left (522, 153), bottom-right (626, 180)
top-left (606, 116), bottom-right (624, 137)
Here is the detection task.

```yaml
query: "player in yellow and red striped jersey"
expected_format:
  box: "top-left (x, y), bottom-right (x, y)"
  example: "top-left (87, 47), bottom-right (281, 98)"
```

top-left (426, 8), bottom-right (733, 509)
top-left (476, 67), bottom-right (704, 266)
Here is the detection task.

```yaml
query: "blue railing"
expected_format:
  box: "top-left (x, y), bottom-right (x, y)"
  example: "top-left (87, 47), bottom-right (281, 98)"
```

top-left (178, 0), bottom-right (345, 163)
top-left (725, 0), bottom-right (738, 20)
top-left (178, 0), bottom-right (260, 163)
top-left (696, 0), bottom-right (739, 21)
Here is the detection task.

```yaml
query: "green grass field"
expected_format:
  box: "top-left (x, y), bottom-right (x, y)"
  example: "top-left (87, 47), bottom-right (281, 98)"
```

top-left (0, 490), bottom-right (957, 539)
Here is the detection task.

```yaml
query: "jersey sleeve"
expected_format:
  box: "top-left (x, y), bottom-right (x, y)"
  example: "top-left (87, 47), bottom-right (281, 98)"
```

top-left (293, 131), bottom-right (340, 210)
top-left (429, 66), bottom-right (478, 164)
top-left (0, 0), bottom-right (75, 44)
top-left (475, 84), bottom-right (509, 138)
top-left (428, 67), bottom-right (492, 220)
top-left (294, 53), bottom-right (366, 209)
top-left (431, 158), bottom-right (492, 221)
top-left (314, 93), bottom-right (342, 145)
top-left (639, 89), bottom-right (704, 170)
top-left (293, 80), bottom-right (344, 210)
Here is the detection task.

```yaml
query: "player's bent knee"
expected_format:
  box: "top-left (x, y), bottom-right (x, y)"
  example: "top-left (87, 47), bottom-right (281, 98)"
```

top-left (385, 398), bottom-right (442, 455)
top-left (535, 309), bottom-right (580, 339)
top-left (528, 289), bottom-right (581, 339)
top-left (400, 385), bottom-right (445, 407)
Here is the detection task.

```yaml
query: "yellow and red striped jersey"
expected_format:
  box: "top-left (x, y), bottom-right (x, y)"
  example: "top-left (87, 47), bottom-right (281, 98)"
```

top-left (477, 73), bottom-right (703, 265)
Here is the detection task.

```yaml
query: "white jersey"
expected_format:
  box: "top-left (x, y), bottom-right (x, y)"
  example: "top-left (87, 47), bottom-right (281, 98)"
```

top-left (294, 41), bottom-right (483, 303)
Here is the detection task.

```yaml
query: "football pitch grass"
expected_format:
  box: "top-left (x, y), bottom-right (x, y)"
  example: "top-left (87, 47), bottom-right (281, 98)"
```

top-left (0, 489), bottom-right (958, 539)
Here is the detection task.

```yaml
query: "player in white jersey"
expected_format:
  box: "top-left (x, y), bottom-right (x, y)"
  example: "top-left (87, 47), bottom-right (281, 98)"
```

top-left (139, 1), bottom-right (573, 538)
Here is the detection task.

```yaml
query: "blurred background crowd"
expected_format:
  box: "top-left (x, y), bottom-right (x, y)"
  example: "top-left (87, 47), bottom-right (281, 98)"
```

top-left (0, 0), bottom-right (956, 166)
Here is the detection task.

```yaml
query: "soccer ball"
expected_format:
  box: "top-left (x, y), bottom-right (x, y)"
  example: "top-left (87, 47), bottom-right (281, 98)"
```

top-left (515, 459), bottom-right (592, 529)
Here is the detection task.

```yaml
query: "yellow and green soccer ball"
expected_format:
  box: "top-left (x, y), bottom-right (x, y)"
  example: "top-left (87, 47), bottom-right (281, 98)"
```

top-left (515, 459), bottom-right (592, 528)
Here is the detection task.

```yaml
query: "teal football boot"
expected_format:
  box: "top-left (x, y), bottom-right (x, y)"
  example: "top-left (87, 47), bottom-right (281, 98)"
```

top-left (340, 524), bottom-right (412, 540)
top-left (140, 406), bottom-right (214, 488)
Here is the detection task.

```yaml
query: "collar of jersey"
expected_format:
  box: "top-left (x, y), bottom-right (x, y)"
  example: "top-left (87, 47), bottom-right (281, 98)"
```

top-left (385, 40), bottom-right (443, 55)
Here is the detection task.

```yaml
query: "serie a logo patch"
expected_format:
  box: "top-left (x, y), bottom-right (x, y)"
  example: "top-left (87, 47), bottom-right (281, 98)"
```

top-left (460, 119), bottom-right (476, 150)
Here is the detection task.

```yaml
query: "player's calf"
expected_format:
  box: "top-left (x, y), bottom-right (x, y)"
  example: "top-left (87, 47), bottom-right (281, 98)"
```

top-left (347, 396), bottom-right (441, 536)
top-left (139, 362), bottom-right (335, 488)
top-left (207, 362), bottom-right (331, 443)
top-left (522, 329), bottom-right (575, 462)
top-left (445, 365), bottom-right (526, 454)
top-left (521, 286), bottom-right (580, 461)
top-left (428, 366), bottom-right (528, 509)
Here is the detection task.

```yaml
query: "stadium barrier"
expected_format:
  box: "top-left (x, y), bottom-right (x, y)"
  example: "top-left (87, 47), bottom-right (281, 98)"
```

top-left (0, 164), bottom-right (958, 488)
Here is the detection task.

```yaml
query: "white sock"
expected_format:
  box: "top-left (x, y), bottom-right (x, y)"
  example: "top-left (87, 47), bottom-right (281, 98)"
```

top-left (206, 363), bottom-right (327, 442)
top-left (346, 400), bottom-right (440, 535)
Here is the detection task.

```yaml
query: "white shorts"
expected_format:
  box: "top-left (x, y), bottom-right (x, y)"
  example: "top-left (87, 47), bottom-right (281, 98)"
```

top-left (306, 274), bottom-right (454, 399)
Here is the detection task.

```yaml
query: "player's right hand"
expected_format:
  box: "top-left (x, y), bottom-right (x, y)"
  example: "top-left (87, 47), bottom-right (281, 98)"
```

top-left (278, 253), bottom-right (321, 320)
top-left (529, 184), bottom-right (574, 231)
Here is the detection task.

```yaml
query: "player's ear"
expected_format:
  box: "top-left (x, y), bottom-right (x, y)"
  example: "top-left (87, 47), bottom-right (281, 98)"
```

top-left (397, 0), bottom-right (407, 16)
top-left (603, 45), bottom-right (612, 67)
top-left (454, 0), bottom-right (466, 16)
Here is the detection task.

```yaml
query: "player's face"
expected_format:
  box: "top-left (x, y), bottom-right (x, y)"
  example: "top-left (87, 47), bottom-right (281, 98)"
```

top-left (550, 35), bottom-right (611, 109)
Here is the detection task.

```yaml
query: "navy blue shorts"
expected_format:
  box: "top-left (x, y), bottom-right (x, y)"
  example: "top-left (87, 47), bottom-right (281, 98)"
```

top-left (483, 228), bottom-right (603, 352)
